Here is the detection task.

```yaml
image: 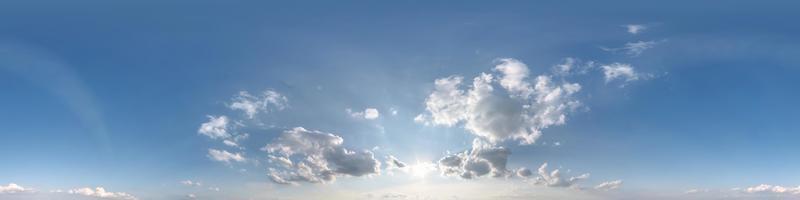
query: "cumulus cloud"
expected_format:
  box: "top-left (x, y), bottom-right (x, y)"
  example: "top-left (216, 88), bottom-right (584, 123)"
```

top-left (532, 163), bottom-right (590, 188)
top-left (594, 180), bottom-right (623, 191)
top-left (228, 90), bottom-right (288, 119)
top-left (347, 108), bottom-right (380, 120)
top-left (623, 24), bottom-right (647, 34)
top-left (516, 168), bottom-right (533, 178)
top-left (418, 58), bottom-right (581, 145)
top-left (602, 40), bottom-right (660, 56)
top-left (198, 115), bottom-right (230, 139)
top-left (0, 183), bottom-right (31, 194)
top-left (739, 184), bottom-right (800, 195)
top-left (67, 187), bottom-right (137, 200)
top-left (263, 127), bottom-right (380, 185)
top-left (207, 149), bottom-right (246, 163)
top-left (601, 63), bottom-right (646, 84)
top-left (438, 139), bottom-right (511, 179)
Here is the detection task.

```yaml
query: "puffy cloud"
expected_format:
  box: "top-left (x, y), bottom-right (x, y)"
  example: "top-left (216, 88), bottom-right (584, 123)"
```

top-left (67, 187), bottom-right (137, 200)
top-left (180, 180), bottom-right (202, 187)
top-left (516, 168), bottom-right (533, 178)
top-left (623, 24), bottom-right (647, 34)
top-left (207, 149), bottom-right (246, 163)
top-left (740, 184), bottom-right (800, 195)
top-left (0, 183), bottom-right (31, 194)
top-left (228, 90), bottom-right (288, 119)
top-left (263, 127), bottom-right (380, 185)
top-left (347, 108), bottom-right (380, 120)
top-left (602, 40), bottom-right (659, 56)
top-left (438, 139), bottom-right (511, 179)
top-left (601, 63), bottom-right (645, 84)
top-left (594, 180), bottom-right (623, 191)
top-left (532, 163), bottom-right (590, 188)
top-left (418, 58), bottom-right (581, 145)
top-left (198, 115), bottom-right (230, 139)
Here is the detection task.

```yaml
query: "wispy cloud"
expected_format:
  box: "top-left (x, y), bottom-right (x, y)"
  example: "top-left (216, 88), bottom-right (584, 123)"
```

top-left (623, 24), bottom-right (647, 34)
top-left (602, 40), bottom-right (661, 56)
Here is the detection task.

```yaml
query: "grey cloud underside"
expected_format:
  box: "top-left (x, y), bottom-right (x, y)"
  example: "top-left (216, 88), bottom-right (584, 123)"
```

top-left (264, 127), bottom-right (380, 184)
top-left (418, 58), bottom-right (582, 145)
top-left (438, 139), bottom-right (511, 179)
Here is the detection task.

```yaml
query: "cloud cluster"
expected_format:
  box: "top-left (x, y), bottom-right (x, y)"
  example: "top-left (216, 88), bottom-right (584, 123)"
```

top-left (437, 139), bottom-right (511, 179)
top-left (263, 127), bottom-right (380, 184)
top-left (347, 108), bottom-right (380, 120)
top-left (417, 58), bottom-right (582, 145)
top-left (594, 180), bottom-right (623, 191)
top-left (67, 187), bottom-right (137, 200)
top-left (0, 183), bottom-right (31, 194)
top-left (739, 184), bottom-right (800, 195)
top-left (530, 163), bottom-right (590, 188)
top-left (601, 63), bottom-right (645, 84)
top-left (228, 90), bottom-right (288, 119)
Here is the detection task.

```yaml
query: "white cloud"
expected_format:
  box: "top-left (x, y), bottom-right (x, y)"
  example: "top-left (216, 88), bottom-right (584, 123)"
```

top-left (0, 183), bottom-right (31, 194)
top-left (180, 180), bottom-right (202, 187)
top-left (389, 107), bottom-right (398, 116)
top-left (684, 188), bottom-right (710, 194)
top-left (602, 40), bottom-right (659, 56)
top-left (198, 115), bottom-right (230, 139)
top-left (624, 24), bottom-right (647, 34)
top-left (532, 163), bottom-right (590, 188)
top-left (594, 180), bottom-right (623, 191)
top-left (739, 184), bottom-right (800, 195)
top-left (347, 108), bottom-right (380, 120)
top-left (601, 63), bottom-right (647, 85)
top-left (67, 187), bottom-right (137, 200)
top-left (222, 133), bottom-right (249, 148)
top-left (263, 127), bottom-right (380, 184)
top-left (228, 90), bottom-right (288, 119)
top-left (207, 149), bottom-right (246, 163)
top-left (418, 58), bottom-right (582, 145)
top-left (438, 139), bottom-right (511, 179)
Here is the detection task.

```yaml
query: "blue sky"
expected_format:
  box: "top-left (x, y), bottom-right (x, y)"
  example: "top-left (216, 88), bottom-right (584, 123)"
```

top-left (1, 1), bottom-right (800, 199)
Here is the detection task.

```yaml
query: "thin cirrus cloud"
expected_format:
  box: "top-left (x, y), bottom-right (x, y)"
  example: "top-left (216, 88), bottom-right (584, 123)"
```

top-left (595, 180), bottom-right (623, 191)
top-left (601, 40), bottom-right (661, 57)
top-left (623, 24), bottom-right (647, 34)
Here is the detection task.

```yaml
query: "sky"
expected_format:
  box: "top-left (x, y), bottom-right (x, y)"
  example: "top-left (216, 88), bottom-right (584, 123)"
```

top-left (1, 1), bottom-right (800, 200)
